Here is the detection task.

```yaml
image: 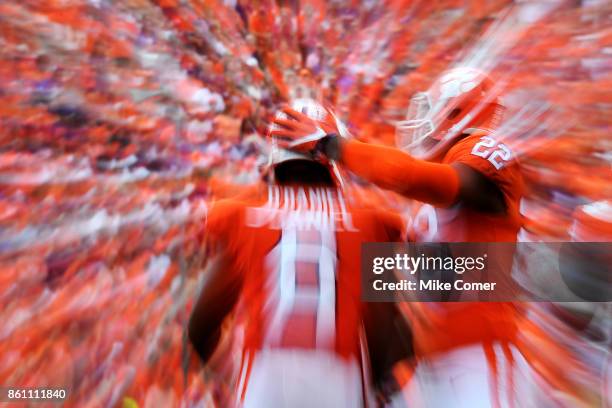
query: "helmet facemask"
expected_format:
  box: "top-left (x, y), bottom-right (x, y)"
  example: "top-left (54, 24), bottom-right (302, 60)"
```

top-left (396, 67), bottom-right (504, 160)
top-left (396, 92), bottom-right (437, 159)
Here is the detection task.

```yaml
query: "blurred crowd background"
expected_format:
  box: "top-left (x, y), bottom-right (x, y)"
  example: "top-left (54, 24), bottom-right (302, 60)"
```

top-left (0, 0), bottom-right (610, 406)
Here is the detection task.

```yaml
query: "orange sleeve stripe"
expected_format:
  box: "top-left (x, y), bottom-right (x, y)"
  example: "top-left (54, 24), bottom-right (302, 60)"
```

top-left (341, 140), bottom-right (460, 207)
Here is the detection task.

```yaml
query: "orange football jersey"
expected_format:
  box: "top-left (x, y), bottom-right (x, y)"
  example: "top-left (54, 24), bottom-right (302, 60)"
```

top-left (204, 183), bottom-right (405, 394)
top-left (410, 132), bottom-right (524, 243)
top-left (406, 132), bottom-right (525, 356)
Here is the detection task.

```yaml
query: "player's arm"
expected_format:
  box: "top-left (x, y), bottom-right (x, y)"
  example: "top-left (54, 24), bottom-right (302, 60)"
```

top-left (363, 211), bottom-right (413, 402)
top-left (324, 137), bottom-right (506, 213)
top-left (363, 300), bottom-right (413, 402)
top-left (271, 108), bottom-right (505, 212)
top-left (188, 248), bottom-right (243, 363)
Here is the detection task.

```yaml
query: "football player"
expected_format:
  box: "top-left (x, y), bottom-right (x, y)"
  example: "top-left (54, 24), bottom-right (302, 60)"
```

top-left (271, 67), bottom-right (530, 406)
top-left (189, 99), bottom-right (412, 407)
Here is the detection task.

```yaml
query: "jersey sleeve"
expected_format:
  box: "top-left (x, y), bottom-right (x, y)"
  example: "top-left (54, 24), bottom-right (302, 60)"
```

top-left (205, 200), bottom-right (243, 254)
top-left (341, 139), bottom-right (460, 207)
top-left (443, 133), bottom-right (524, 206)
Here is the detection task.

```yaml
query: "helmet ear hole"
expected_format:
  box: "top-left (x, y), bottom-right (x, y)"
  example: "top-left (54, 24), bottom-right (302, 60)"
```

top-left (447, 108), bottom-right (461, 120)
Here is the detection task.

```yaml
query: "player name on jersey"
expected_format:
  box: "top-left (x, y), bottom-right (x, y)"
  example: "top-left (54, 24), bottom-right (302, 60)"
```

top-left (246, 186), bottom-right (358, 231)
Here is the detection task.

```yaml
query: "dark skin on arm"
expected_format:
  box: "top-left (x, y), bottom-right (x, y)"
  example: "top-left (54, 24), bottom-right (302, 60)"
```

top-left (363, 301), bottom-right (414, 401)
top-left (451, 162), bottom-right (506, 214)
top-left (188, 249), bottom-right (243, 364)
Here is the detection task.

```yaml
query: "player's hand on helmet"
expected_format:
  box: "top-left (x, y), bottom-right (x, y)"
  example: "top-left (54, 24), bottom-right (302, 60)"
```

top-left (270, 106), bottom-right (337, 154)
